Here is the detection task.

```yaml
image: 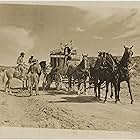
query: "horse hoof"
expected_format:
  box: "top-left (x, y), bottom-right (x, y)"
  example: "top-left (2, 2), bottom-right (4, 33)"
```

top-left (83, 91), bottom-right (87, 95)
top-left (115, 100), bottom-right (117, 104)
top-left (77, 91), bottom-right (80, 95)
top-left (96, 97), bottom-right (100, 101)
top-left (118, 99), bottom-right (121, 103)
top-left (110, 95), bottom-right (113, 98)
top-left (131, 100), bottom-right (134, 104)
top-left (103, 100), bottom-right (106, 103)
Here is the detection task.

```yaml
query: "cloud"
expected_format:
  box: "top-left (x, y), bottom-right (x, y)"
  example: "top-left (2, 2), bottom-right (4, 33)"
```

top-left (76, 27), bottom-right (85, 32)
top-left (92, 35), bottom-right (103, 40)
top-left (0, 26), bottom-right (36, 53)
top-left (112, 28), bottom-right (140, 40)
top-left (0, 26), bottom-right (36, 65)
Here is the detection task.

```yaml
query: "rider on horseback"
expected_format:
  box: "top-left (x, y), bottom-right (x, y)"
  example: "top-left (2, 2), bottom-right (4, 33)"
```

top-left (16, 52), bottom-right (26, 79)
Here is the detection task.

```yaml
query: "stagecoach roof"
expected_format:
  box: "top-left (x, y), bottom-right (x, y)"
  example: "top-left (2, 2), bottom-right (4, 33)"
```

top-left (50, 49), bottom-right (64, 55)
top-left (50, 48), bottom-right (77, 55)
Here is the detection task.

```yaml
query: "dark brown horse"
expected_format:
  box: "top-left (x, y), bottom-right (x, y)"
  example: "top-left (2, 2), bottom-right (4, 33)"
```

top-left (90, 45), bottom-right (134, 104)
top-left (67, 54), bottom-right (89, 95)
top-left (89, 51), bottom-right (119, 103)
top-left (115, 45), bottom-right (134, 104)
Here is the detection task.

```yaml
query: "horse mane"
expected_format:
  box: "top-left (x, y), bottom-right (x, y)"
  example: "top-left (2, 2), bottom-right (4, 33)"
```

top-left (94, 56), bottom-right (103, 69)
top-left (76, 58), bottom-right (85, 69)
top-left (107, 53), bottom-right (118, 66)
top-left (119, 48), bottom-right (132, 68)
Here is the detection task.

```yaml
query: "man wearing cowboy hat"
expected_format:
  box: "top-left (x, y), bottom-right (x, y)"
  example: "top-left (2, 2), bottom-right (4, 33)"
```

top-left (64, 42), bottom-right (72, 64)
top-left (27, 58), bottom-right (41, 95)
top-left (28, 59), bottom-right (40, 74)
top-left (17, 52), bottom-right (26, 78)
top-left (28, 55), bottom-right (34, 65)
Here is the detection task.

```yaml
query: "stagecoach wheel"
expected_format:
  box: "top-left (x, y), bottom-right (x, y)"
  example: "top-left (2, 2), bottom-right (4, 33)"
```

top-left (55, 73), bottom-right (62, 91)
top-left (42, 74), bottom-right (51, 91)
top-left (42, 82), bottom-right (46, 91)
top-left (63, 80), bottom-right (69, 91)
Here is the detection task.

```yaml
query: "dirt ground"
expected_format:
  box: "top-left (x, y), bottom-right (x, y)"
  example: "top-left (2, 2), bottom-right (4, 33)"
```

top-left (0, 74), bottom-right (140, 134)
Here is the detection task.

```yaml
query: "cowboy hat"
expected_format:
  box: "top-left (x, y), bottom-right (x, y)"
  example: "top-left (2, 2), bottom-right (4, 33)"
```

top-left (64, 43), bottom-right (68, 46)
top-left (20, 52), bottom-right (25, 56)
top-left (32, 59), bottom-right (38, 64)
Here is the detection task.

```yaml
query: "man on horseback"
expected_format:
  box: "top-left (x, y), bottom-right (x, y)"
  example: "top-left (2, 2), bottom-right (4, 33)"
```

top-left (16, 52), bottom-right (26, 79)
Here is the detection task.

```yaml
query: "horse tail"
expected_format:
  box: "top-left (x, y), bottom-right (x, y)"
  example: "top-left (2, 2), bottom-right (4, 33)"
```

top-left (2, 70), bottom-right (6, 83)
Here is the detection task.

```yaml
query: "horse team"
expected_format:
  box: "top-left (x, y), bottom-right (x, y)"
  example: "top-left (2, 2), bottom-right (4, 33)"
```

top-left (2, 45), bottom-right (134, 104)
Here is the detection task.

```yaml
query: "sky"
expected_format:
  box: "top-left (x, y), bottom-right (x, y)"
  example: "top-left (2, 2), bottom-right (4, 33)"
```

top-left (0, 2), bottom-right (140, 66)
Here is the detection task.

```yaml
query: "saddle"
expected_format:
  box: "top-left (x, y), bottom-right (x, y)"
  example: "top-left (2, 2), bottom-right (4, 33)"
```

top-left (15, 66), bottom-right (21, 77)
top-left (14, 65), bottom-right (27, 80)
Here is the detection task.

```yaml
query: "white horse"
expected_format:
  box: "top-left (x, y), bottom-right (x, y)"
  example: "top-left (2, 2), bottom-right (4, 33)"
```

top-left (2, 64), bottom-right (29, 94)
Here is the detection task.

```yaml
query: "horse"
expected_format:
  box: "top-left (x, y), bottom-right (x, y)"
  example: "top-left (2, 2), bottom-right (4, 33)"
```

top-left (114, 45), bottom-right (134, 104)
top-left (39, 61), bottom-right (55, 91)
top-left (2, 64), bottom-right (29, 94)
top-left (92, 45), bottom-right (134, 104)
top-left (67, 54), bottom-right (89, 95)
top-left (40, 60), bottom-right (66, 91)
top-left (89, 51), bottom-right (104, 97)
top-left (2, 61), bottom-right (46, 95)
top-left (89, 51), bottom-right (119, 103)
top-left (39, 61), bottom-right (47, 74)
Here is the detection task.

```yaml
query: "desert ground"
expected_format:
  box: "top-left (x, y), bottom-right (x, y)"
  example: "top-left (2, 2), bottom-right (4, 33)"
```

top-left (0, 69), bottom-right (140, 136)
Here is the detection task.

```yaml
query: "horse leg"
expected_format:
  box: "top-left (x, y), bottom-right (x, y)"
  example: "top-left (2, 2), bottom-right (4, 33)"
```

top-left (77, 80), bottom-right (81, 95)
top-left (97, 81), bottom-right (101, 99)
top-left (29, 82), bottom-right (33, 96)
top-left (5, 79), bottom-right (9, 93)
top-left (84, 80), bottom-right (87, 95)
top-left (117, 82), bottom-right (121, 102)
top-left (68, 76), bottom-right (72, 91)
top-left (8, 79), bottom-right (12, 94)
top-left (94, 82), bottom-right (97, 97)
top-left (127, 80), bottom-right (134, 104)
top-left (22, 80), bottom-right (24, 90)
top-left (88, 79), bottom-right (92, 94)
top-left (30, 85), bottom-right (33, 96)
top-left (104, 82), bottom-right (109, 103)
top-left (113, 82), bottom-right (119, 103)
top-left (110, 82), bottom-right (113, 98)
top-left (29, 75), bottom-right (34, 96)
top-left (35, 77), bottom-right (39, 95)
top-left (26, 79), bottom-right (28, 90)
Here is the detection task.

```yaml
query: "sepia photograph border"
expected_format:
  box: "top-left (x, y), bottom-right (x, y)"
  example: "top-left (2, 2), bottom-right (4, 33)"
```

top-left (0, 0), bottom-right (140, 139)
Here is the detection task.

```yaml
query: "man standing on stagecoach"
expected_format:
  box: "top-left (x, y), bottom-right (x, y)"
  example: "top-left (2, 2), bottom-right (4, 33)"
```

top-left (64, 40), bottom-right (73, 64)
top-left (17, 52), bottom-right (26, 79)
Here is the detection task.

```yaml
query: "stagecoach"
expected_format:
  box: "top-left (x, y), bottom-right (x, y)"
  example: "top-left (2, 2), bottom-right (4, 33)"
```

top-left (42, 44), bottom-right (81, 91)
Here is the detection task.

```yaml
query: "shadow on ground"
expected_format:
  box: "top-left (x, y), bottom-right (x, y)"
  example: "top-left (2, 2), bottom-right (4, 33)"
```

top-left (48, 95), bottom-right (103, 103)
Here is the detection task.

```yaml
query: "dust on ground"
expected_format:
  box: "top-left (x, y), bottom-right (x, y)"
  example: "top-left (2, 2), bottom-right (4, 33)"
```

top-left (0, 74), bottom-right (140, 132)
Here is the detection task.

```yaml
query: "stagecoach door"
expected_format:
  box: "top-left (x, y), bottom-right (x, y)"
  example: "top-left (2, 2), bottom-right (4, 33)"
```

top-left (51, 57), bottom-right (57, 68)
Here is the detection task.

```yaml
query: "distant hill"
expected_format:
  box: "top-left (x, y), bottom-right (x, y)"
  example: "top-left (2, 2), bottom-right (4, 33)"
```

top-left (0, 56), bottom-right (140, 74)
top-left (0, 66), bottom-right (14, 72)
top-left (88, 56), bottom-right (140, 75)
